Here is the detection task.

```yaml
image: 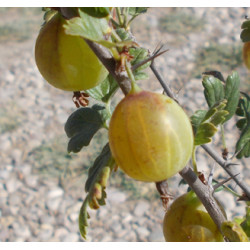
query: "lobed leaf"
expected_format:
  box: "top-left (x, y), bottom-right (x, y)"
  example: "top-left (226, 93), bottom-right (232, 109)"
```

top-left (191, 100), bottom-right (229, 146)
top-left (85, 143), bottom-right (112, 192)
top-left (202, 75), bottom-right (225, 108)
top-left (236, 123), bottom-right (250, 159)
top-left (64, 9), bottom-right (110, 42)
top-left (65, 105), bottom-right (108, 153)
top-left (224, 71), bottom-right (240, 122)
top-left (85, 74), bottom-right (119, 103)
top-left (78, 144), bottom-right (115, 239)
top-left (241, 19), bottom-right (250, 43)
top-left (128, 7), bottom-right (148, 17)
top-left (190, 110), bottom-right (207, 133)
top-left (235, 92), bottom-right (250, 159)
top-left (79, 7), bottom-right (110, 18)
top-left (194, 122), bottom-right (217, 145)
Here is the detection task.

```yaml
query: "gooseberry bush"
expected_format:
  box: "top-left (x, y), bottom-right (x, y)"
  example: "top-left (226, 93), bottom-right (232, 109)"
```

top-left (35, 7), bottom-right (250, 242)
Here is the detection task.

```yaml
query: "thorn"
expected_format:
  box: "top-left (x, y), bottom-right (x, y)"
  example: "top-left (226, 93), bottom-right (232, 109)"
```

top-left (213, 173), bottom-right (240, 192)
top-left (208, 166), bottom-right (214, 187)
top-left (131, 48), bottom-right (169, 71)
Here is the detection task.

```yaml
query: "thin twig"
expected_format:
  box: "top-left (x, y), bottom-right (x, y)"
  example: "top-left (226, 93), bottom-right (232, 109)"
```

top-left (202, 144), bottom-right (250, 199)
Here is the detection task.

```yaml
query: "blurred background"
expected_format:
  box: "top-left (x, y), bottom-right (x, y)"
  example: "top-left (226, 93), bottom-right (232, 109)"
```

top-left (0, 7), bottom-right (249, 242)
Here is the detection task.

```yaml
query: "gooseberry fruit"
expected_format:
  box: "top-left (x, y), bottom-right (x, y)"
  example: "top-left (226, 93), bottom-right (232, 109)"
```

top-left (163, 191), bottom-right (225, 242)
top-left (243, 42), bottom-right (250, 70)
top-left (35, 12), bottom-right (108, 91)
top-left (108, 88), bottom-right (194, 182)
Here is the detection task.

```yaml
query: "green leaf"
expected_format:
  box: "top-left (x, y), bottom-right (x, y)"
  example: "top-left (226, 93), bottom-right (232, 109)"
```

top-left (236, 92), bottom-right (250, 130)
top-left (192, 100), bottom-right (229, 146)
top-left (190, 110), bottom-right (207, 133)
top-left (79, 7), bottom-right (110, 18)
top-left (202, 75), bottom-right (225, 108)
top-left (85, 143), bottom-right (112, 192)
top-left (116, 28), bottom-right (132, 41)
top-left (130, 47), bottom-right (151, 71)
top-left (221, 221), bottom-right (249, 242)
top-left (64, 105), bottom-right (108, 153)
top-left (79, 198), bottom-right (89, 240)
top-left (241, 206), bottom-right (250, 237)
top-left (64, 9), bottom-right (110, 42)
top-left (78, 144), bottom-right (115, 240)
top-left (85, 74), bottom-right (119, 103)
top-left (224, 71), bottom-right (240, 122)
top-left (194, 123), bottom-right (217, 145)
top-left (241, 20), bottom-right (250, 43)
top-left (241, 20), bottom-right (250, 29)
top-left (236, 123), bottom-right (250, 159)
top-left (128, 47), bottom-right (150, 80)
top-left (235, 92), bottom-right (250, 159)
top-left (128, 7), bottom-right (148, 17)
top-left (240, 29), bottom-right (250, 43)
top-left (134, 71), bottom-right (149, 81)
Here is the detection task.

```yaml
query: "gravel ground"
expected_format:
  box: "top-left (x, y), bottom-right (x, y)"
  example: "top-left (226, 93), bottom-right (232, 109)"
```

top-left (0, 7), bottom-right (249, 242)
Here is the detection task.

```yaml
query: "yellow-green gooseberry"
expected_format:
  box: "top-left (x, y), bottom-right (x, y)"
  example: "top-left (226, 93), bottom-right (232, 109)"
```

top-left (163, 191), bottom-right (226, 242)
top-left (108, 88), bottom-right (194, 182)
top-left (35, 12), bottom-right (108, 91)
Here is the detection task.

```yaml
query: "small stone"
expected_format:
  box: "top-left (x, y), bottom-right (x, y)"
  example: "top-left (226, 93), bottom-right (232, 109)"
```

top-left (0, 168), bottom-right (11, 180)
top-left (39, 224), bottom-right (54, 241)
top-left (5, 179), bottom-right (22, 193)
top-left (122, 214), bottom-right (133, 224)
top-left (8, 193), bottom-right (22, 206)
top-left (101, 235), bottom-right (113, 242)
top-left (24, 175), bottom-right (39, 189)
top-left (46, 198), bottom-right (62, 211)
top-left (107, 188), bottom-right (127, 204)
top-left (11, 148), bottom-right (22, 165)
top-left (39, 215), bottom-right (55, 225)
top-left (136, 227), bottom-right (150, 240)
top-left (0, 136), bottom-right (11, 151)
top-left (69, 212), bottom-right (78, 223)
top-left (0, 229), bottom-right (9, 241)
top-left (9, 206), bottom-right (20, 215)
top-left (110, 222), bottom-right (122, 233)
top-left (0, 216), bottom-right (15, 227)
top-left (134, 201), bottom-right (150, 217)
top-left (47, 187), bottom-right (64, 199)
top-left (54, 227), bottom-right (69, 241)
top-left (18, 164), bottom-right (31, 176)
top-left (5, 71), bottom-right (15, 82)
top-left (148, 227), bottom-right (164, 242)
top-left (62, 233), bottom-right (79, 242)
top-left (13, 224), bottom-right (31, 239)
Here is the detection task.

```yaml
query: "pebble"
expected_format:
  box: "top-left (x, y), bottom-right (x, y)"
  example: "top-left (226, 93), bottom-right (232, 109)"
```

top-left (62, 233), bottom-right (80, 242)
top-left (54, 227), bottom-right (69, 240)
top-left (47, 187), bottom-right (64, 199)
top-left (5, 179), bottom-right (22, 193)
top-left (148, 227), bottom-right (164, 242)
top-left (134, 201), bottom-right (150, 217)
top-left (39, 224), bottom-right (54, 241)
top-left (13, 224), bottom-right (31, 239)
top-left (46, 198), bottom-right (62, 212)
top-left (107, 188), bottom-right (127, 204)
